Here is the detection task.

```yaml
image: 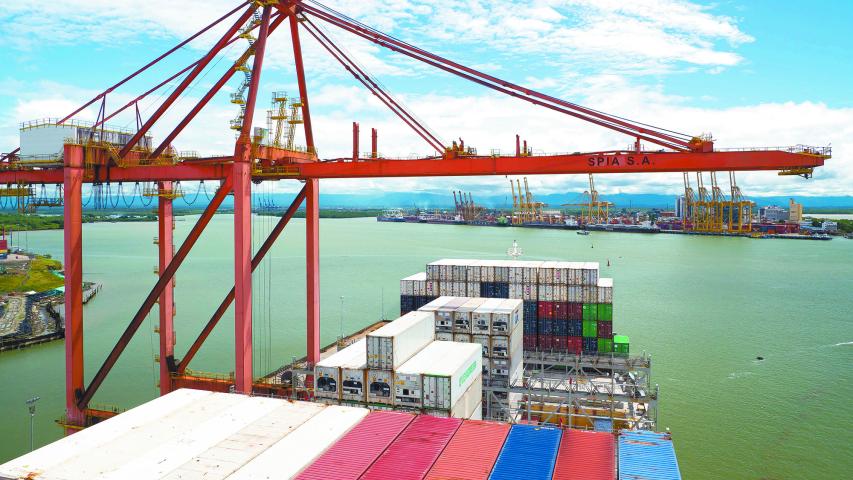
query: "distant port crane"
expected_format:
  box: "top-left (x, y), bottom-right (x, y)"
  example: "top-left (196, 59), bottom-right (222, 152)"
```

top-left (0, 0), bottom-right (829, 430)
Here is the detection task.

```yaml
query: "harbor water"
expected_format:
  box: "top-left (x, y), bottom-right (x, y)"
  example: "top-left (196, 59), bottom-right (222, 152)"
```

top-left (0, 215), bottom-right (851, 479)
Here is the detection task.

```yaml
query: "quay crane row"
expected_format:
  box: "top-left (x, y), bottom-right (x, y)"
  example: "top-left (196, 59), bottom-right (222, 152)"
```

top-left (0, 0), bottom-right (829, 430)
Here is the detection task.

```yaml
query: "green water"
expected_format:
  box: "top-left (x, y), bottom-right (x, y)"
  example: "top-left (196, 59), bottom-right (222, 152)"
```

top-left (1, 216), bottom-right (851, 479)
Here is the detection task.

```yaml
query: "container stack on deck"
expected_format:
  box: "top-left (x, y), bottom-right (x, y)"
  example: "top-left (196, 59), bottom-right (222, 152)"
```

top-left (314, 310), bottom-right (483, 419)
top-left (419, 296), bottom-right (524, 420)
top-left (401, 259), bottom-right (630, 355)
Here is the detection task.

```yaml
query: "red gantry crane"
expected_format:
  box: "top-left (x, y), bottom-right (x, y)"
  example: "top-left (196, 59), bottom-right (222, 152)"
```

top-left (0, 0), bottom-right (829, 430)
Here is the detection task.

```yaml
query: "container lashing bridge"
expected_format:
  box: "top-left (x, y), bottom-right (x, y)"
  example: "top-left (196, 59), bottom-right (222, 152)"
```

top-left (0, 0), bottom-right (829, 430)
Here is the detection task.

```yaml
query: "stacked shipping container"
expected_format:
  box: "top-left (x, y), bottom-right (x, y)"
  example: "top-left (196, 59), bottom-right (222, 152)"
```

top-left (419, 296), bottom-right (523, 419)
top-left (0, 388), bottom-right (681, 480)
top-left (315, 313), bottom-right (483, 420)
top-left (401, 259), bottom-right (628, 356)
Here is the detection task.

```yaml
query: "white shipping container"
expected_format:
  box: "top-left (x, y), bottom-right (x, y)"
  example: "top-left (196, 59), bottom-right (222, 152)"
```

top-left (435, 331), bottom-right (453, 341)
top-left (438, 281), bottom-right (451, 296)
top-left (424, 373), bottom-right (482, 420)
top-left (490, 351), bottom-right (523, 384)
top-left (538, 261), bottom-right (556, 284)
top-left (425, 280), bottom-right (438, 297)
top-left (419, 296), bottom-right (453, 312)
top-left (523, 283), bottom-right (538, 301)
top-left (314, 339), bottom-right (366, 400)
top-left (557, 284), bottom-right (568, 302)
top-left (393, 370), bottom-right (423, 408)
top-left (494, 262), bottom-right (510, 282)
top-left (508, 264), bottom-right (524, 284)
top-left (231, 405), bottom-right (369, 480)
top-left (491, 299), bottom-right (523, 335)
top-left (482, 262), bottom-right (495, 282)
top-left (489, 324), bottom-right (523, 359)
top-left (582, 262), bottom-right (600, 285)
top-left (340, 365), bottom-right (367, 403)
top-left (366, 310), bottom-right (434, 371)
top-left (568, 285), bottom-right (582, 302)
top-left (453, 281), bottom-right (468, 297)
top-left (453, 297), bottom-right (485, 333)
top-left (406, 341), bottom-right (482, 410)
top-left (453, 333), bottom-right (472, 343)
top-left (467, 282), bottom-right (481, 298)
top-left (366, 369), bottom-right (394, 405)
top-left (567, 262), bottom-right (584, 285)
top-left (413, 280), bottom-right (426, 297)
top-left (434, 297), bottom-right (469, 332)
top-left (582, 285), bottom-right (597, 302)
top-left (472, 298), bottom-right (504, 334)
top-left (508, 283), bottom-right (523, 299)
top-left (537, 284), bottom-right (555, 302)
top-left (472, 334), bottom-right (490, 357)
top-left (523, 261), bottom-right (543, 284)
top-left (597, 277), bottom-right (614, 303)
top-left (466, 260), bottom-right (482, 282)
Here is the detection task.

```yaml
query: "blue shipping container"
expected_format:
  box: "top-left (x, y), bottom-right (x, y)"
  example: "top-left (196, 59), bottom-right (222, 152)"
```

top-left (554, 319), bottom-right (569, 336)
top-left (569, 319), bottom-right (583, 337)
top-left (489, 424), bottom-right (562, 480)
top-left (619, 431), bottom-right (682, 480)
top-left (583, 337), bottom-right (598, 353)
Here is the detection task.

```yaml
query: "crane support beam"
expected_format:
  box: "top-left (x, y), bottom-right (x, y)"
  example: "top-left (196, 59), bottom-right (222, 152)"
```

top-left (293, 150), bottom-right (827, 179)
top-left (306, 178), bottom-right (320, 365)
top-left (289, 12), bottom-right (315, 152)
top-left (233, 3), bottom-right (272, 394)
top-left (157, 181), bottom-right (176, 395)
top-left (76, 175), bottom-right (234, 410)
top-left (63, 144), bottom-right (84, 432)
top-left (176, 186), bottom-right (307, 375)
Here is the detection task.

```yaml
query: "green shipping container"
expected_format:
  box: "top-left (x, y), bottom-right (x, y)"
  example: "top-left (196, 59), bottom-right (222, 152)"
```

top-left (613, 334), bottom-right (630, 355)
top-left (598, 338), bottom-right (613, 353)
top-left (582, 303), bottom-right (598, 321)
top-left (582, 320), bottom-right (598, 338)
top-left (597, 303), bottom-right (613, 321)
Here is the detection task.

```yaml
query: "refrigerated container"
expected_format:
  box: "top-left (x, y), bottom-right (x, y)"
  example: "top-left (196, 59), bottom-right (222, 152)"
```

top-left (454, 298), bottom-right (486, 333)
top-left (597, 277), bottom-right (613, 303)
top-left (435, 297), bottom-right (469, 332)
top-left (366, 369), bottom-right (395, 405)
top-left (366, 310), bottom-right (434, 371)
top-left (414, 341), bottom-right (483, 410)
top-left (491, 299), bottom-right (522, 334)
top-left (489, 325), bottom-right (522, 359)
top-left (454, 333), bottom-right (473, 343)
top-left (314, 339), bottom-right (366, 400)
top-left (435, 331), bottom-right (453, 341)
top-left (473, 333), bottom-right (491, 357)
top-left (424, 374), bottom-right (483, 419)
top-left (472, 298), bottom-right (505, 334)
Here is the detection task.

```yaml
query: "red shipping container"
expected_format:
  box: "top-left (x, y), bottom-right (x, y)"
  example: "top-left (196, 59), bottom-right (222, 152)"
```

top-left (297, 411), bottom-right (414, 480)
top-left (539, 334), bottom-right (554, 350)
top-left (568, 302), bottom-right (583, 320)
top-left (552, 429), bottom-right (615, 480)
top-left (567, 337), bottom-right (583, 354)
top-left (425, 420), bottom-right (510, 480)
top-left (597, 321), bottom-right (613, 339)
top-left (524, 334), bottom-right (538, 351)
top-left (538, 301), bottom-right (555, 319)
top-left (553, 335), bottom-right (568, 352)
top-left (362, 415), bottom-right (462, 480)
top-left (554, 302), bottom-right (568, 320)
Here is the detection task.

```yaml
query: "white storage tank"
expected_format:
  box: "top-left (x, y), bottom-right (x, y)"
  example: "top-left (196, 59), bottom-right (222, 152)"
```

top-left (366, 310), bottom-right (434, 371)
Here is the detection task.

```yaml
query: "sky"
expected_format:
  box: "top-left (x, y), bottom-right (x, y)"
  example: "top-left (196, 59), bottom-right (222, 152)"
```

top-left (0, 0), bottom-right (851, 199)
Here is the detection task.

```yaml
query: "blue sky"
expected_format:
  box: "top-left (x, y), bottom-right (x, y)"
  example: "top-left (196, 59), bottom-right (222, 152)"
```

top-left (0, 0), bottom-right (850, 197)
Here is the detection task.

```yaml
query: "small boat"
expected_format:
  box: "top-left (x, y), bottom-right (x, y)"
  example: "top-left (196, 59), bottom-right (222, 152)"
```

top-left (577, 230), bottom-right (590, 236)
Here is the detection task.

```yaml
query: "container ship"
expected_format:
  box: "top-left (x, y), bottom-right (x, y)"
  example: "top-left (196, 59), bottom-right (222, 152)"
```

top-left (1, 257), bottom-right (678, 479)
